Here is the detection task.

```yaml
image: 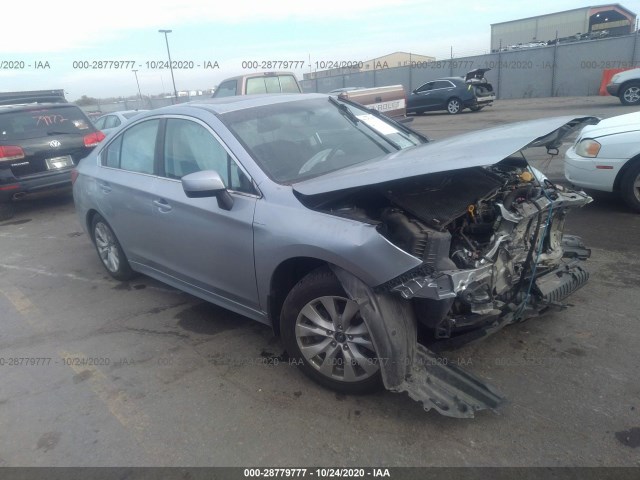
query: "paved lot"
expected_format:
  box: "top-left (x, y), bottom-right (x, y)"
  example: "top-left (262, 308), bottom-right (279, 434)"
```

top-left (0, 96), bottom-right (639, 467)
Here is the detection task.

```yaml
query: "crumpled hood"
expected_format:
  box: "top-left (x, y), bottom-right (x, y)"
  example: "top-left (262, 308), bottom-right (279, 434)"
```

top-left (293, 116), bottom-right (598, 197)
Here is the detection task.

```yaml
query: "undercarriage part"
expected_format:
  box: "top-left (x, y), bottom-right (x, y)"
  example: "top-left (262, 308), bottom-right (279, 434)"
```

top-left (534, 260), bottom-right (590, 303)
top-left (331, 265), bottom-right (505, 418)
top-left (384, 167), bottom-right (503, 230)
top-left (561, 235), bottom-right (592, 260)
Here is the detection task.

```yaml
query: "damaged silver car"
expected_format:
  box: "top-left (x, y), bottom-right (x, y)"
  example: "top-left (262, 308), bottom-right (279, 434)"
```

top-left (73, 94), bottom-right (596, 418)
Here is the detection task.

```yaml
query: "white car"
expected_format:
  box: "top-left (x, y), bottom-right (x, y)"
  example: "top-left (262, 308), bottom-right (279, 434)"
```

top-left (606, 68), bottom-right (640, 105)
top-left (565, 111), bottom-right (640, 212)
top-left (93, 110), bottom-right (148, 135)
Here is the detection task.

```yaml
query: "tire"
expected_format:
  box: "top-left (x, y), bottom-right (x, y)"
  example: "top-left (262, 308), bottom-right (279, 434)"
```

top-left (620, 162), bottom-right (640, 213)
top-left (280, 266), bottom-right (382, 394)
top-left (620, 82), bottom-right (640, 106)
top-left (469, 106), bottom-right (484, 112)
top-left (0, 202), bottom-right (15, 222)
top-left (446, 97), bottom-right (463, 114)
top-left (90, 214), bottom-right (135, 281)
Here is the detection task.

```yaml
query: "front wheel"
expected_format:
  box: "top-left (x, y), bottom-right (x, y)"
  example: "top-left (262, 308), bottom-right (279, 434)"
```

top-left (90, 214), bottom-right (135, 281)
top-left (446, 97), bottom-right (463, 114)
top-left (620, 82), bottom-right (640, 105)
top-left (280, 267), bottom-right (382, 394)
top-left (621, 162), bottom-right (640, 213)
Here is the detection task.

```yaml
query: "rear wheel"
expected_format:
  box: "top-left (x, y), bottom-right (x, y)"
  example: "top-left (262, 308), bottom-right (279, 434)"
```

top-left (90, 214), bottom-right (135, 280)
top-left (446, 97), bottom-right (463, 114)
top-left (621, 162), bottom-right (640, 213)
top-left (280, 267), bottom-right (382, 394)
top-left (0, 202), bottom-right (15, 222)
top-left (620, 82), bottom-right (640, 105)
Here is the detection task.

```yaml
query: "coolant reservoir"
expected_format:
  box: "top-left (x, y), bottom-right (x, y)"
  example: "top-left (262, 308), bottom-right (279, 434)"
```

top-left (519, 171), bottom-right (534, 182)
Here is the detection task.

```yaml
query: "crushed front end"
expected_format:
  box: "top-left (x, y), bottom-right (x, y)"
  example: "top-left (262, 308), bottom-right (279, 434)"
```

top-left (324, 159), bottom-right (592, 417)
top-left (377, 159), bottom-right (592, 349)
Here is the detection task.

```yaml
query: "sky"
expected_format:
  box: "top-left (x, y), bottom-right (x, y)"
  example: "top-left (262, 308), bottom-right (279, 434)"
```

top-left (0, 0), bottom-right (637, 100)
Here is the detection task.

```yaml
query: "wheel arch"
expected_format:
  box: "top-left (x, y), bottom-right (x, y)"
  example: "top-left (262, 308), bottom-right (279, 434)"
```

top-left (268, 256), bottom-right (328, 335)
top-left (613, 153), bottom-right (640, 192)
top-left (86, 209), bottom-right (101, 242)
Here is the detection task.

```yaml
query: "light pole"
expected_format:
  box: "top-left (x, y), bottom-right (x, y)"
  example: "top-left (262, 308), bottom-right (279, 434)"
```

top-left (132, 69), bottom-right (143, 104)
top-left (158, 29), bottom-right (178, 103)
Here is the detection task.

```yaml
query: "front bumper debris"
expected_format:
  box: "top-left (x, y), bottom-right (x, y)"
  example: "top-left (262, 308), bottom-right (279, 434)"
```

top-left (331, 265), bottom-right (505, 418)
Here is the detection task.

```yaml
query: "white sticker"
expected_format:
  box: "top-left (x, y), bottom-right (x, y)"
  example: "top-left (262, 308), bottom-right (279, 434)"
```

top-left (355, 114), bottom-right (399, 135)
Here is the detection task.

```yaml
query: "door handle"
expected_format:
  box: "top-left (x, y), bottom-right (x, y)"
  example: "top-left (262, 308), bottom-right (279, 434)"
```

top-left (153, 199), bottom-right (173, 212)
top-left (97, 181), bottom-right (112, 193)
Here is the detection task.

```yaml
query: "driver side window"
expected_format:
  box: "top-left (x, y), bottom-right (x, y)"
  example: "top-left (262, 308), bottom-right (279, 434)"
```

top-left (163, 119), bottom-right (256, 194)
top-left (416, 82), bottom-right (434, 93)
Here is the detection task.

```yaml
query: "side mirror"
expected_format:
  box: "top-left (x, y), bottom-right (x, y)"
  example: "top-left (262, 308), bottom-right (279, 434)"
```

top-left (412, 89), bottom-right (418, 94)
top-left (181, 170), bottom-right (234, 210)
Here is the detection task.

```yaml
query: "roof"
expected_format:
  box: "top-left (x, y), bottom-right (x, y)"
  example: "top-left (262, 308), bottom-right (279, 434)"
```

top-left (131, 93), bottom-right (329, 119)
top-left (0, 102), bottom-right (76, 113)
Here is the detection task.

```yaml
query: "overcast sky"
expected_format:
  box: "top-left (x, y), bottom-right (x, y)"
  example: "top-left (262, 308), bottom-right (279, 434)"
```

top-left (0, 0), bottom-right (635, 99)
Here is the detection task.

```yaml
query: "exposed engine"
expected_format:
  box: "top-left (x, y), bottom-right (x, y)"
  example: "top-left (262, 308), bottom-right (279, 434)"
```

top-left (319, 158), bottom-right (592, 346)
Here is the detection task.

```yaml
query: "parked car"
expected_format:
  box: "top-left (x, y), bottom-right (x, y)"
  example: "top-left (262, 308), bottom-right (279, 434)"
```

top-left (93, 110), bottom-right (148, 135)
top-left (0, 100), bottom-right (105, 220)
top-left (407, 68), bottom-right (495, 115)
top-left (565, 111), bottom-right (640, 212)
top-left (212, 72), bottom-right (302, 98)
top-left (73, 94), bottom-right (594, 417)
top-left (606, 68), bottom-right (640, 105)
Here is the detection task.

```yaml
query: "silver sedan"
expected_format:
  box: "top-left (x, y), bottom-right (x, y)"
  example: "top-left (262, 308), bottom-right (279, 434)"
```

top-left (73, 94), bottom-right (595, 417)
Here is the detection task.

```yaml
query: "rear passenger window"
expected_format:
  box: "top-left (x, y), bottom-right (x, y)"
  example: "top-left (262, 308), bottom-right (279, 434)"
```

top-left (163, 119), bottom-right (256, 194)
top-left (119, 120), bottom-right (159, 174)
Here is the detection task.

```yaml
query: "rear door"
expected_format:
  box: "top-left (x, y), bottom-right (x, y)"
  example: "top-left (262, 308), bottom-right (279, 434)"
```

top-left (94, 119), bottom-right (160, 265)
top-left (430, 80), bottom-right (456, 109)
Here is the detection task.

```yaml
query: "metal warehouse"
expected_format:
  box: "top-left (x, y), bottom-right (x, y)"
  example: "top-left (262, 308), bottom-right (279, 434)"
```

top-left (490, 4), bottom-right (636, 51)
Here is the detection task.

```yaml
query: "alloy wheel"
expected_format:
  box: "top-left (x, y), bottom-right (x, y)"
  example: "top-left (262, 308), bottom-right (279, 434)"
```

top-left (295, 295), bottom-right (379, 383)
top-left (94, 222), bottom-right (120, 273)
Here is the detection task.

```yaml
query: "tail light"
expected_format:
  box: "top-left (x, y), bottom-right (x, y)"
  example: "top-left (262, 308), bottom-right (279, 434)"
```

top-left (83, 131), bottom-right (106, 147)
top-left (71, 168), bottom-right (79, 185)
top-left (0, 145), bottom-right (25, 162)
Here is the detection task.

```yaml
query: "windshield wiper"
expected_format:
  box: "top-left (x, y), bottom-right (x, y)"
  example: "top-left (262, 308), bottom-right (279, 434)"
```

top-left (329, 96), bottom-right (360, 125)
top-left (328, 96), bottom-right (402, 150)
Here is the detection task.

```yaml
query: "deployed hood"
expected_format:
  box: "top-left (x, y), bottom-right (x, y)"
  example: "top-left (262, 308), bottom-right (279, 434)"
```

top-left (578, 111), bottom-right (640, 138)
top-left (293, 116), bottom-right (598, 197)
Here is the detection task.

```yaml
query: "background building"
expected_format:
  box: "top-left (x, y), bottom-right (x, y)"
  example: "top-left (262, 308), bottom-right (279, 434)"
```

top-left (491, 4), bottom-right (636, 50)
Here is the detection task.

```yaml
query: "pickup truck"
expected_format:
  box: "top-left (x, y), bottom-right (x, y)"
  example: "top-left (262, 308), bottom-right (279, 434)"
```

top-left (329, 85), bottom-right (406, 119)
top-left (212, 72), bottom-right (302, 97)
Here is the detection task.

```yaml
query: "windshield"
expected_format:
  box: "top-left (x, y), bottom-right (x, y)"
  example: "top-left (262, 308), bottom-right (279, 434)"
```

top-left (220, 97), bottom-right (424, 183)
top-left (0, 105), bottom-right (93, 141)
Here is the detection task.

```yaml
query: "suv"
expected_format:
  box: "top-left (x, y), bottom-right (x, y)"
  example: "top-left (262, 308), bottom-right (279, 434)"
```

top-left (0, 100), bottom-right (105, 220)
top-left (606, 68), bottom-right (640, 105)
top-left (212, 72), bottom-right (302, 97)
